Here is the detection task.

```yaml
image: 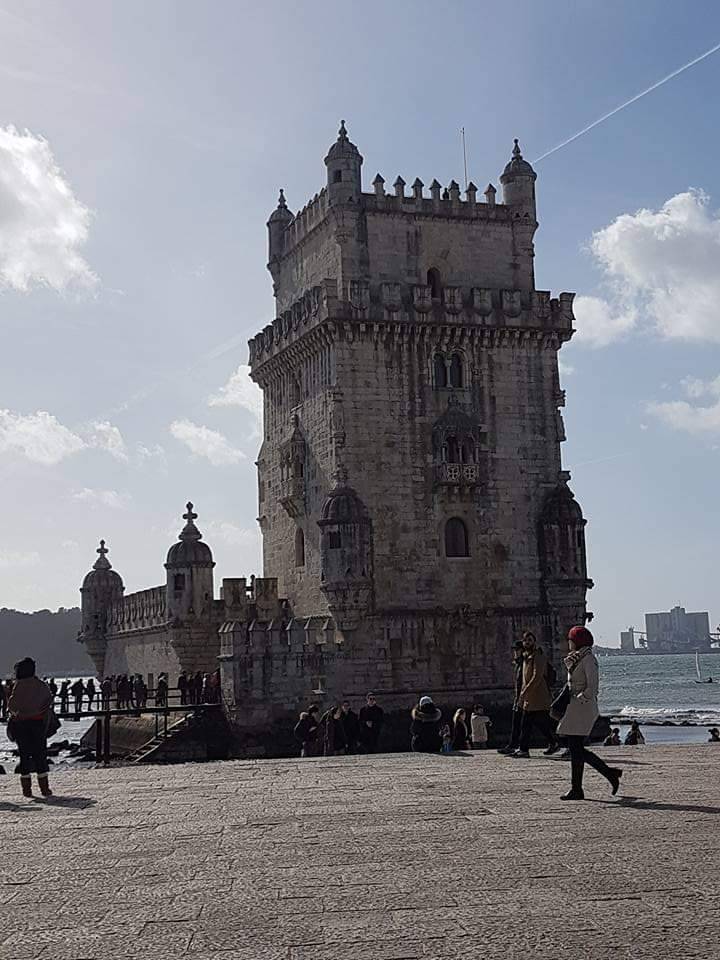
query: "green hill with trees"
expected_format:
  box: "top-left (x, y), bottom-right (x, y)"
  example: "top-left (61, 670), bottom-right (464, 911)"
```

top-left (0, 607), bottom-right (92, 677)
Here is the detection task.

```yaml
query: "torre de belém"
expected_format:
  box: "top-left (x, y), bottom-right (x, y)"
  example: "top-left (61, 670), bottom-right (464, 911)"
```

top-left (79, 123), bottom-right (592, 753)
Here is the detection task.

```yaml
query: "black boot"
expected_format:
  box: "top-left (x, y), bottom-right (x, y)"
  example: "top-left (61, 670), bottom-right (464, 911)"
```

top-left (560, 788), bottom-right (585, 800)
top-left (608, 768), bottom-right (623, 796)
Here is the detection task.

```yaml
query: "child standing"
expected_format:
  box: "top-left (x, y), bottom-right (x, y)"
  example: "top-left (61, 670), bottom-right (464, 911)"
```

top-left (470, 703), bottom-right (491, 749)
top-left (441, 723), bottom-right (452, 754)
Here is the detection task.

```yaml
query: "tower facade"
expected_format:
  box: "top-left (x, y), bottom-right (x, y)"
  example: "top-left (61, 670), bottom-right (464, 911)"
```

top-left (248, 123), bottom-right (592, 704)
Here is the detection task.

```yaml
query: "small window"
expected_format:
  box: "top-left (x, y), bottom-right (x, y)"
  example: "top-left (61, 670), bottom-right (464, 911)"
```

top-left (333, 170), bottom-right (342, 183)
top-left (433, 354), bottom-right (447, 388)
top-left (173, 574), bottom-right (186, 594)
top-left (445, 517), bottom-right (469, 558)
top-left (427, 268), bottom-right (442, 300)
top-left (449, 353), bottom-right (463, 388)
top-left (328, 531), bottom-right (342, 550)
top-left (446, 436), bottom-right (459, 463)
top-left (295, 528), bottom-right (305, 567)
top-left (461, 437), bottom-right (475, 463)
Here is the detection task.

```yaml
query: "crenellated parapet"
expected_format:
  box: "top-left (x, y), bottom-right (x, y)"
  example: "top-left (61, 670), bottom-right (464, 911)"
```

top-left (249, 285), bottom-right (575, 374)
top-left (106, 586), bottom-right (167, 635)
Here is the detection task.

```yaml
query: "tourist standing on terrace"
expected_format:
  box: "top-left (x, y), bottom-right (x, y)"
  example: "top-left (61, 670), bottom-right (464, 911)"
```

top-left (294, 703), bottom-right (320, 757)
top-left (85, 678), bottom-right (96, 711)
top-left (7, 658), bottom-right (53, 798)
top-left (452, 708), bottom-right (471, 750)
top-left (359, 692), bottom-right (384, 753)
top-left (410, 696), bottom-right (443, 753)
top-left (178, 671), bottom-right (189, 705)
top-left (341, 700), bottom-right (360, 753)
top-left (557, 626), bottom-right (622, 801)
top-left (513, 632), bottom-right (558, 758)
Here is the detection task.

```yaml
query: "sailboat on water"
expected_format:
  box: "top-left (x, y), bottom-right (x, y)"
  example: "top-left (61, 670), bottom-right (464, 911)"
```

top-left (695, 651), bottom-right (715, 684)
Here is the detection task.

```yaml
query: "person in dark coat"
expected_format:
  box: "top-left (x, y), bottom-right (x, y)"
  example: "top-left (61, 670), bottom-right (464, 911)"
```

top-left (452, 708), bottom-right (471, 751)
top-left (59, 679), bottom-right (70, 714)
top-left (294, 704), bottom-right (320, 758)
top-left (358, 692), bottom-right (384, 753)
top-left (192, 672), bottom-right (203, 705)
top-left (156, 675), bottom-right (168, 708)
top-left (410, 696), bottom-right (443, 753)
top-left (321, 705), bottom-right (348, 757)
top-left (85, 678), bottom-right (96, 711)
top-left (341, 701), bottom-right (360, 754)
top-left (178, 672), bottom-right (189, 706)
top-left (100, 677), bottom-right (112, 711)
top-left (7, 658), bottom-right (53, 798)
top-left (70, 678), bottom-right (84, 715)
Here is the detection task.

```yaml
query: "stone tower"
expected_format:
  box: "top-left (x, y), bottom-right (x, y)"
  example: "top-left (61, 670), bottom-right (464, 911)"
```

top-left (248, 123), bottom-right (591, 698)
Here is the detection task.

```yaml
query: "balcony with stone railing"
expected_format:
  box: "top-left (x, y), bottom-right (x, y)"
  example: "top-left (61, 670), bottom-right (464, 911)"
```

top-left (434, 463), bottom-right (480, 486)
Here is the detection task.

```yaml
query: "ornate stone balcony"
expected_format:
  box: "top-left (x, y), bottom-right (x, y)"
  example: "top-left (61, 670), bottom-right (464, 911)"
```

top-left (434, 463), bottom-right (480, 485)
top-left (279, 476), bottom-right (305, 518)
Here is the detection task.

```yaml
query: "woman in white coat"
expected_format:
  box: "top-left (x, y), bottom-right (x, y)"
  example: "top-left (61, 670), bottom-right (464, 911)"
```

top-left (557, 626), bottom-right (623, 801)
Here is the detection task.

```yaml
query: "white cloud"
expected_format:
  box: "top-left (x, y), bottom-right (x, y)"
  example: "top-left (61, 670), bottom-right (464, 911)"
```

top-left (208, 365), bottom-right (262, 433)
top-left (577, 189), bottom-right (720, 346)
top-left (72, 488), bottom-right (132, 509)
top-left (0, 550), bottom-right (41, 570)
top-left (648, 374), bottom-right (720, 436)
top-left (87, 420), bottom-right (128, 461)
top-left (170, 419), bottom-right (245, 465)
top-left (204, 520), bottom-right (260, 548)
top-left (0, 125), bottom-right (97, 292)
top-left (135, 442), bottom-right (166, 463)
top-left (0, 409), bottom-right (85, 464)
top-left (573, 295), bottom-right (637, 348)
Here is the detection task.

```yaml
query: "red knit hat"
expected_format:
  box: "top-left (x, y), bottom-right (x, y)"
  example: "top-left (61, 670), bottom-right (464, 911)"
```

top-left (568, 625), bottom-right (594, 648)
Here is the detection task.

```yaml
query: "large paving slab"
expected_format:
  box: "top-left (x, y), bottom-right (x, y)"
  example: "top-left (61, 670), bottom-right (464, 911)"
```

top-left (1, 746), bottom-right (719, 959)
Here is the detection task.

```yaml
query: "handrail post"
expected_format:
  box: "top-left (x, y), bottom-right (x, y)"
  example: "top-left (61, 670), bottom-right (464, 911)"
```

top-left (103, 708), bottom-right (111, 765)
top-left (95, 714), bottom-right (102, 764)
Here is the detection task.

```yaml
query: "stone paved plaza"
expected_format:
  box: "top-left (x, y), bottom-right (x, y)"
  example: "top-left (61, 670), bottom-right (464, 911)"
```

top-left (1, 746), bottom-right (719, 959)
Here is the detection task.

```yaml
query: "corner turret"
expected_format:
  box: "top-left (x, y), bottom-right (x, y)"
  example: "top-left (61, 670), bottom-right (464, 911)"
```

top-left (79, 539), bottom-right (124, 675)
top-left (267, 188), bottom-right (293, 266)
top-left (324, 120), bottom-right (363, 205)
top-left (165, 503), bottom-right (215, 623)
top-left (500, 139), bottom-right (537, 218)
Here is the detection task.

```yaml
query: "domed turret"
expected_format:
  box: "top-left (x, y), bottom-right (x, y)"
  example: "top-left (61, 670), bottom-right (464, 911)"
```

top-left (267, 188), bottom-right (293, 264)
top-left (79, 539), bottom-right (124, 675)
top-left (324, 120), bottom-right (363, 205)
top-left (165, 503), bottom-right (215, 622)
top-left (500, 139), bottom-right (537, 217)
top-left (318, 467), bottom-right (374, 630)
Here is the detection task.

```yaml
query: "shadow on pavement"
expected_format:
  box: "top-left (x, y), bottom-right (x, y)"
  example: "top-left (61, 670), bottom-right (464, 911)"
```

top-left (32, 796), bottom-right (97, 809)
top-left (590, 796), bottom-right (720, 814)
top-left (0, 801), bottom-right (41, 813)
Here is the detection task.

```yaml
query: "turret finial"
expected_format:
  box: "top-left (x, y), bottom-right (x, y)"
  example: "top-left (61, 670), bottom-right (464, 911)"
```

top-left (338, 119), bottom-right (348, 141)
top-left (92, 538), bottom-right (111, 571)
top-left (512, 138), bottom-right (522, 159)
top-left (179, 502), bottom-right (202, 542)
top-left (277, 188), bottom-right (287, 209)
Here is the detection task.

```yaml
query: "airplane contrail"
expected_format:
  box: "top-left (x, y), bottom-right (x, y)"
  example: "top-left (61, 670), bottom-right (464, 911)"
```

top-left (534, 40), bottom-right (720, 164)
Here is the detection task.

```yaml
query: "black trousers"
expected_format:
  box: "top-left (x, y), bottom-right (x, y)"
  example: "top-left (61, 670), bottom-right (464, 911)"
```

top-left (518, 710), bottom-right (556, 752)
top-left (566, 735), bottom-right (613, 792)
top-left (15, 718), bottom-right (49, 776)
top-left (507, 708), bottom-right (522, 749)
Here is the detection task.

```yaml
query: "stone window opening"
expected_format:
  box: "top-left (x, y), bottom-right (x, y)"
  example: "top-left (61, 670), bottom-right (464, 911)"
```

top-left (433, 354), bottom-right (448, 389)
top-left (449, 353), bottom-right (463, 388)
top-left (445, 517), bottom-right (470, 558)
top-left (295, 528), bottom-right (305, 567)
top-left (427, 268), bottom-right (442, 300)
top-left (446, 436), bottom-right (459, 464)
top-left (328, 531), bottom-right (342, 550)
top-left (333, 170), bottom-right (342, 183)
top-left (173, 573), bottom-right (186, 594)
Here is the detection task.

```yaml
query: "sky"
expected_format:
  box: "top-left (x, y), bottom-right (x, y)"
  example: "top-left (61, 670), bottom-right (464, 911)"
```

top-left (0, 0), bottom-right (719, 646)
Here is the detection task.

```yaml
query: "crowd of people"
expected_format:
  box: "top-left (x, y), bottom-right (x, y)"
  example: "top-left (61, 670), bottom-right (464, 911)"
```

top-left (0, 670), bottom-right (222, 718)
top-left (292, 626), bottom-right (629, 801)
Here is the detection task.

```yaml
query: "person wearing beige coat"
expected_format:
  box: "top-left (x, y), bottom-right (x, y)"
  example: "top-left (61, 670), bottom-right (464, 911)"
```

top-left (557, 626), bottom-right (623, 801)
top-left (513, 632), bottom-right (559, 758)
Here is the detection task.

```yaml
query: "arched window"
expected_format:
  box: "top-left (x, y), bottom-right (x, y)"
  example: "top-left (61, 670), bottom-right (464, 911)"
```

top-left (427, 268), bottom-right (442, 300)
top-left (433, 354), bottom-right (447, 388)
top-left (445, 517), bottom-right (469, 558)
top-left (461, 437), bottom-right (475, 464)
top-left (446, 436), bottom-right (459, 463)
top-left (295, 528), bottom-right (305, 567)
top-left (449, 353), bottom-right (463, 388)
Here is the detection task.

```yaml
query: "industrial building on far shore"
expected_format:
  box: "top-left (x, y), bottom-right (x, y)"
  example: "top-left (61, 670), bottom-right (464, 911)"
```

top-left (620, 606), bottom-right (715, 654)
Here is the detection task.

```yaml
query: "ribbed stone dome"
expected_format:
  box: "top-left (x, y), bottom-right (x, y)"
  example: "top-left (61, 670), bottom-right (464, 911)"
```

top-left (81, 540), bottom-right (124, 590)
top-left (320, 484), bottom-right (368, 524)
top-left (324, 120), bottom-right (362, 163)
top-left (165, 502), bottom-right (215, 568)
top-left (501, 139), bottom-right (536, 180)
